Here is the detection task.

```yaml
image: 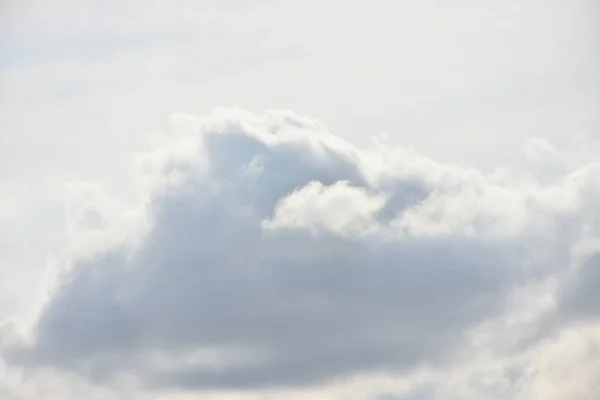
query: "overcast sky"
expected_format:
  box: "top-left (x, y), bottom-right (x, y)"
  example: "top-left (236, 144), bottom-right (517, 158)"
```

top-left (1, 1), bottom-right (599, 399)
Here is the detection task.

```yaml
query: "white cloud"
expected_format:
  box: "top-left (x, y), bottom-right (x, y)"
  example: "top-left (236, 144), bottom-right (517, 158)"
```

top-left (263, 181), bottom-right (386, 236)
top-left (525, 322), bottom-right (600, 400)
top-left (1, 0), bottom-right (598, 398)
top-left (1, 109), bottom-right (599, 399)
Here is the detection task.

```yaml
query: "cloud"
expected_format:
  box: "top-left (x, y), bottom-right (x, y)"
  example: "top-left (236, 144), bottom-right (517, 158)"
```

top-left (1, 108), bottom-right (599, 399)
top-left (263, 180), bottom-right (387, 236)
top-left (412, 321), bottom-right (600, 400)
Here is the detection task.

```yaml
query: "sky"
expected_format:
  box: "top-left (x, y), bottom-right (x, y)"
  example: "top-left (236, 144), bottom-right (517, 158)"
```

top-left (0, 1), bottom-right (599, 399)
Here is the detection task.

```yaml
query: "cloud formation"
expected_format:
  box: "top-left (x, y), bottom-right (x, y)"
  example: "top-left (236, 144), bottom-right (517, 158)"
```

top-left (1, 109), bottom-right (599, 399)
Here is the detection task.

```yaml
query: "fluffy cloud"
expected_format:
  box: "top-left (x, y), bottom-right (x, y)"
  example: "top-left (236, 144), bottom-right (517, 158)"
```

top-left (1, 109), bottom-right (599, 399)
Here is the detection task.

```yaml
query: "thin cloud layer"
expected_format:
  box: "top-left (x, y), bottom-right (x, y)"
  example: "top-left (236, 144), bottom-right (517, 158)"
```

top-left (1, 109), bottom-right (599, 399)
